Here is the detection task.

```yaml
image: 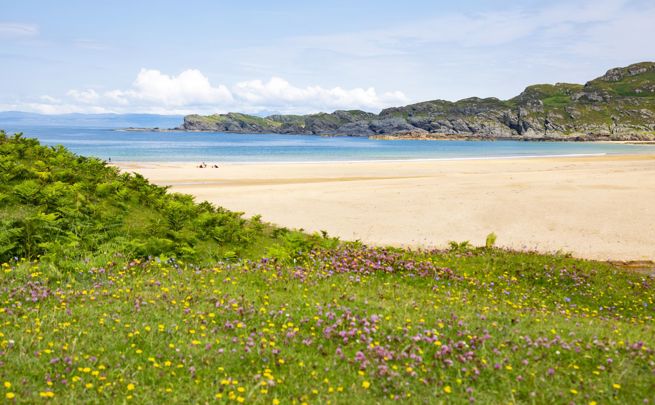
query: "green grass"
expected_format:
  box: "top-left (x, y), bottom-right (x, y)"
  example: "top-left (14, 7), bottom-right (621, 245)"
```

top-left (1, 134), bottom-right (654, 403)
top-left (1, 246), bottom-right (653, 404)
top-left (542, 95), bottom-right (573, 108)
top-left (587, 70), bottom-right (655, 97)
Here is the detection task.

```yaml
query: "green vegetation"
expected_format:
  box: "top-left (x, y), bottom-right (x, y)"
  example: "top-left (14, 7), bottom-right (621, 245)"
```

top-left (186, 113), bottom-right (283, 130)
top-left (586, 63), bottom-right (655, 98)
top-left (1, 134), bottom-right (654, 404)
top-left (0, 132), bottom-right (331, 270)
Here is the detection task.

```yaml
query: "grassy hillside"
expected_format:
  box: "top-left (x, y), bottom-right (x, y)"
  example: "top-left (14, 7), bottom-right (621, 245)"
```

top-left (180, 62), bottom-right (655, 140)
top-left (0, 132), bottom-right (331, 270)
top-left (1, 134), bottom-right (654, 403)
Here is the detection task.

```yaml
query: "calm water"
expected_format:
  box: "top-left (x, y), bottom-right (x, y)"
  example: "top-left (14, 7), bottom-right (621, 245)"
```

top-left (5, 125), bottom-right (655, 163)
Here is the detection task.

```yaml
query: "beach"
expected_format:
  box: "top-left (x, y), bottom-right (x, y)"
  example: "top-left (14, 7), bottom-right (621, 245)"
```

top-left (116, 154), bottom-right (655, 261)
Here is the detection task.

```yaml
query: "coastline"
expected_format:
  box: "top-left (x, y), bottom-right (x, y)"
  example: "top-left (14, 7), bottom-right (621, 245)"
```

top-left (117, 127), bottom-right (655, 143)
top-left (116, 153), bottom-right (655, 262)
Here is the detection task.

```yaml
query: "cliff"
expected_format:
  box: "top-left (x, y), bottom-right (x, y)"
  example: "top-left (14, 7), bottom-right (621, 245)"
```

top-left (179, 62), bottom-right (655, 141)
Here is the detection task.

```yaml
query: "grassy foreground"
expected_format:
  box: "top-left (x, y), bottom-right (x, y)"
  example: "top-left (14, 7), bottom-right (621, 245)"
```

top-left (1, 134), bottom-right (654, 403)
top-left (2, 247), bottom-right (654, 404)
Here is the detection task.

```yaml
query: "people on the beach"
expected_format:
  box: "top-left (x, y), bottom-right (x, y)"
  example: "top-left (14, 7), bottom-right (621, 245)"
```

top-left (197, 162), bottom-right (219, 168)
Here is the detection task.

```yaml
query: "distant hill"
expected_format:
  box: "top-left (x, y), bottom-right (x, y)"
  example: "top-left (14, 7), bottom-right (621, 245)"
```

top-left (181, 62), bottom-right (655, 141)
top-left (0, 112), bottom-right (183, 129)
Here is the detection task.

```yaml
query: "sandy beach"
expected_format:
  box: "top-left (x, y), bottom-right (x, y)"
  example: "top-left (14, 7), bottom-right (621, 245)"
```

top-left (116, 154), bottom-right (655, 261)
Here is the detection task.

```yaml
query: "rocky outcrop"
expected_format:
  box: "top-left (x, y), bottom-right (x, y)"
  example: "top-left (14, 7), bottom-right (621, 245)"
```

top-left (179, 62), bottom-right (655, 141)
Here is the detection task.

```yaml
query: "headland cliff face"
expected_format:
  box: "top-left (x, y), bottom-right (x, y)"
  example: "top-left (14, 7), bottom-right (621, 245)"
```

top-left (180, 62), bottom-right (655, 141)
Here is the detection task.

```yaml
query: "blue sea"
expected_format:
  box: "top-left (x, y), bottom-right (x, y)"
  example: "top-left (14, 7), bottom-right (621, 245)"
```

top-left (4, 125), bottom-right (655, 163)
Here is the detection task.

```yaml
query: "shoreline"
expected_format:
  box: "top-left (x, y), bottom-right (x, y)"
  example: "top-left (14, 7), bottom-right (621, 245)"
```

top-left (117, 127), bottom-right (655, 144)
top-left (116, 153), bottom-right (655, 262)
top-left (111, 151), bottom-right (655, 168)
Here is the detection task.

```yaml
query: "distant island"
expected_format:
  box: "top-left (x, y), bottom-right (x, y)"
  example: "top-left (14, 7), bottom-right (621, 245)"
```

top-left (178, 62), bottom-right (655, 141)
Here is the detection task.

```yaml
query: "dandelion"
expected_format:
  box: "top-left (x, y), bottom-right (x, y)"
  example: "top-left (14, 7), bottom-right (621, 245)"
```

top-left (6, 392), bottom-right (15, 399)
top-left (612, 383), bottom-right (621, 390)
top-left (362, 381), bottom-right (370, 389)
top-left (444, 386), bottom-right (452, 394)
top-left (127, 383), bottom-right (135, 391)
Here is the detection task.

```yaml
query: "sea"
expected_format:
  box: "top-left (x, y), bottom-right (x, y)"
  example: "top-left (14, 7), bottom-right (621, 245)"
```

top-left (3, 125), bottom-right (655, 163)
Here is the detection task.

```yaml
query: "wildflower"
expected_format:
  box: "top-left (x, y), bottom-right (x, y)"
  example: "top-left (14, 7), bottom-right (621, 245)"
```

top-left (444, 386), bottom-right (452, 394)
top-left (127, 383), bottom-right (135, 391)
top-left (612, 383), bottom-right (621, 390)
top-left (6, 392), bottom-right (15, 399)
top-left (362, 381), bottom-right (370, 389)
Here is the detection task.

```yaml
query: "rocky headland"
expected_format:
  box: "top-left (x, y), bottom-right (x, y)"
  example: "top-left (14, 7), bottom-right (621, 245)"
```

top-left (178, 62), bottom-right (655, 141)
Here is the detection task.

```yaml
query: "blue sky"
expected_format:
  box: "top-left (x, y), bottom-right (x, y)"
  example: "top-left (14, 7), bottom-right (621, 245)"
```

top-left (1, 0), bottom-right (654, 114)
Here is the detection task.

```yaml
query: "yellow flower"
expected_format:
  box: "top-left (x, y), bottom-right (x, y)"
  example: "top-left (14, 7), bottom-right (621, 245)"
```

top-left (127, 383), bottom-right (135, 391)
top-left (362, 381), bottom-right (371, 389)
top-left (272, 399), bottom-right (280, 405)
top-left (444, 386), bottom-right (452, 394)
top-left (570, 389), bottom-right (578, 395)
top-left (612, 383), bottom-right (621, 390)
top-left (39, 391), bottom-right (55, 398)
top-left (3, 382), bottom-right (11, 389)
top-left (6, 392), bottom-right (15, 399)
top-left (589, 401), bottom-right (598, 405)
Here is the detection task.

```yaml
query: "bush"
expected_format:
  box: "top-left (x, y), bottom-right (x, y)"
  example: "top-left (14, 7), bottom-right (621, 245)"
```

top-left (0, 131), bottom-right (285, 265)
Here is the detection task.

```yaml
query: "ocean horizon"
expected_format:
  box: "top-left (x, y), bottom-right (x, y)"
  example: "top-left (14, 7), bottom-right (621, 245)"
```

top-left (3, 124), bottom-right (655, 163)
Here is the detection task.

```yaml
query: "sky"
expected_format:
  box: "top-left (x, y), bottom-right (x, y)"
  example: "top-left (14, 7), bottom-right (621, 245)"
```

top-left (1, 0), bottom-right (654, 115)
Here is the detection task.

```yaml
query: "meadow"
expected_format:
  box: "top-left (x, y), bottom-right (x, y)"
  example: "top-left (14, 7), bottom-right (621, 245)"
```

top-left (1, 132), bottom-right (654, 404)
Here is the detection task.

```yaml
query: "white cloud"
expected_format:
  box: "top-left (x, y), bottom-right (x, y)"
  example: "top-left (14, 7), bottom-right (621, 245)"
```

top-left (20, 68), bottom-right (407, 115)
top-left (129, 68), bottom-right (234, 106)
top-left (0, 101), bottom-right (110, 115)
top-left (0, 22), bottom-right (38, 38)
top-left (67, 89), bottom-right (100, 104)
top-left (232, 77), bottom-right (407, 112)
top-left (39, 95), bottom-right (61, 103)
